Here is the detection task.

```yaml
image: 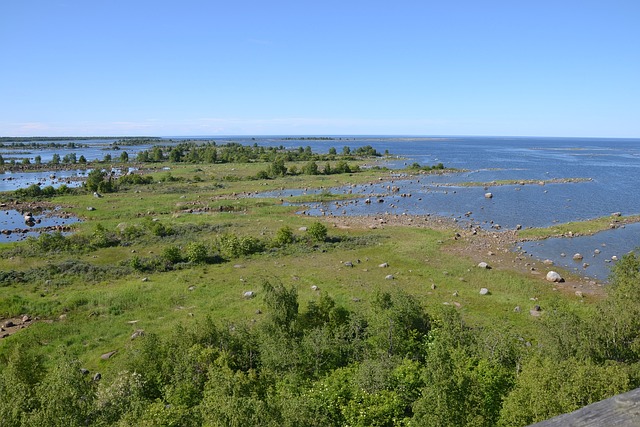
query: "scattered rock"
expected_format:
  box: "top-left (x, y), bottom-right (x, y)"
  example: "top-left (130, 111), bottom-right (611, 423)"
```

top-left (101, 351), bottom-right (117, 360)
top-left (575, 291), bottom-right (584, 298)
top-left (485, 192), bottom-right (493, 199)
top-left (545, 271), bottom-right (564, 283)
top-left (311, 285), bottom-right (319, 291)
top-left (298, 226), bottom-right (308, 231)
top-left (93, 373), bottom-right (102, 381)
top-left (477, 262), bottom-right (491, 269)
top-left (243, 291), bottom-right (255, 299)
top-left (3, 320), bottom-right (15, 328)
top-left (612, 255), bottom-right (618, 261)
top-left (431, 283), bottom-right (437, 290)
top-left (378, 262), bottom-right (389, 268)
top-left (80, 368), bottom-right (90, 375)
top-left (479, 288), bottom-right (490, 295)
top-left (87, 206), bottom-right (96, 211)
top-left (141, 277), bottom-right (149, 282)
top-left (594, 249), bottom-right (601, 254)
top-left (452, 291), bottom-right (459, 297)
top-left (543, 259), bottom-right (554, 265)
top-left (188, 286), bottom-right (196, 291)
top-left (343, 261), bottom-right (353, 267)
top-left (385, 274), bottom-right (394, 280)
top-left (573, 253), bottom-right (583, 260)
top-left (611, 212), bottom-right (622, 217)
top-left (131, 330), bottom-right (145, 340)
top-left (514, 306), bottom-right (521, 313)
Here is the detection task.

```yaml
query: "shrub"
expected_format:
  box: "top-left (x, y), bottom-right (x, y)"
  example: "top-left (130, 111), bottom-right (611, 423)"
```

top-left (185, 242), bottom-right (208, 264)
top-left (307, 222), bottom-right (328, 242)
top-left (273, 226), bottom-right (295, 247)
top-left (162, 245), bottom-right (183, 264)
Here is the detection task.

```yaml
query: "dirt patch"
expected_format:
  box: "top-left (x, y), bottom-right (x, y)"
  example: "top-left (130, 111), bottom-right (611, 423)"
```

top-left (0, 315), bottom-right (39, 339)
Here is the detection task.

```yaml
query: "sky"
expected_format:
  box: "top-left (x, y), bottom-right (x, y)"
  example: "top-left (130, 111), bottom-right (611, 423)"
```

top-left (1, 1), bottom-right (639, 138)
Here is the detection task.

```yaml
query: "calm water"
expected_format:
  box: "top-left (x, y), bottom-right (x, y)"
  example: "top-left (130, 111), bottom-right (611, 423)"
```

top-left (3, 135), bottom-right (640, 280)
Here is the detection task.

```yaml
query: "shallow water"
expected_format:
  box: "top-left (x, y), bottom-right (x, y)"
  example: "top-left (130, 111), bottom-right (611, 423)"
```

top-left (519, 223), bottom-right (640, 281)
top-left (4, 135), bottom-right (640, 280)
top-left (0, 209), bottom-right (81, 243)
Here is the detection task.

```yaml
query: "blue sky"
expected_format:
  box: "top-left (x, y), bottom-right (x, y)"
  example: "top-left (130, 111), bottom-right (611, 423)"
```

top-left (1, 1), bottom-right (639, 137)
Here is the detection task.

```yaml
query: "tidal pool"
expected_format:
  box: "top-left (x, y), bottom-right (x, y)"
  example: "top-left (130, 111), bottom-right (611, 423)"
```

top-left (0, 209), bottom-right (81, 243)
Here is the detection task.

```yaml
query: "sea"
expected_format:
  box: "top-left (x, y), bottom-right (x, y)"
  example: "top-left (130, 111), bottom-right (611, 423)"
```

top-left (2, 135), bottom-right (639, 281)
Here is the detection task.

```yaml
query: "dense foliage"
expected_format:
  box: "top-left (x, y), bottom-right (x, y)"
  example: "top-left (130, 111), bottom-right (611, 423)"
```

top-left (1, 252), bottom-right (639, 426)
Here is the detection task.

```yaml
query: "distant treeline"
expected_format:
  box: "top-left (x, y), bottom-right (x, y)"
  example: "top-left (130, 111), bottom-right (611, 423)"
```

top-left (0, 136), bottom-right (160, 143)
top-left (134, 142), bottom-right (382, 164)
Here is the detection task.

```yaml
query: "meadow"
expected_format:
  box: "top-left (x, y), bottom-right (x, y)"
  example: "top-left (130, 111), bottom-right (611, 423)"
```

top-left (1, 143), bottom-right (639, 426)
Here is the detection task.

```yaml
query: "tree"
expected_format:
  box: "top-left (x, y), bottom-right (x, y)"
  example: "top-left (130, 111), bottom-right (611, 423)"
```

top-left (26, 355), bottom-right (95, 427)
top-left (51, 153), bottom-right (60, 165)
top-left (119, 151), bottom-right (129, 162)
top-left (303, 161), bottom-right (319, 175)
top-left (270, 158), bottom-right (287, 177)
top-left (85, 169), bottom-right (106, 192)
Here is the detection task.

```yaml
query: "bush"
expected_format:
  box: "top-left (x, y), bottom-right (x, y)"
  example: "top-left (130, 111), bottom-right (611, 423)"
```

top-left (185, 242), bottom-right (208, 264)
top-left (273, 226), bottom-right (295, 247)
top-left (162, 245), bottom-right (183, 264)
top-left (307, 222), bottom-right (328, 242)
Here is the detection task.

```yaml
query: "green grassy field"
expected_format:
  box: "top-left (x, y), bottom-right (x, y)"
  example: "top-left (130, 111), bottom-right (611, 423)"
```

top-left (0, 161), bottom-right (593, 368)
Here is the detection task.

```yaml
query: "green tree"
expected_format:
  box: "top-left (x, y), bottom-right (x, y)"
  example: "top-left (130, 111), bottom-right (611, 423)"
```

top-left (270, 158), bottom-right (287, 177)
top-left (85, 169), bottom-right (106, 192)
top-left (303, 161), bottom-right (319, 175)
top-left (26, 355), bottom-right (95, 427)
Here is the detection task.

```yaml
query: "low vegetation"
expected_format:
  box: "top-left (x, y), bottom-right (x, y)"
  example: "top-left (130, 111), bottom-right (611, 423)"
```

top-left (0, 142), bottom-right (638, 426)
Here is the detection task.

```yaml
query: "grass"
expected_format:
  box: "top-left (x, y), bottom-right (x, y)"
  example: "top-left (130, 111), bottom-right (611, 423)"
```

top-left (0, 161), bottom-right (598, 368)
top-left (518, 214), bottom-right (640, 240)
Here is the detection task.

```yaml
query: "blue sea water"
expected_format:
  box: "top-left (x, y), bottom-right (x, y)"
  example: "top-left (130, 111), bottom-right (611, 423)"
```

top-left (3, 135), bottom-right (640, 280)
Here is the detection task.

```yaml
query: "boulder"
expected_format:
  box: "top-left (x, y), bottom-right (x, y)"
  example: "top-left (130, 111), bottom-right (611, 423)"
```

top-left (484, 192), bottom-right (493, 199)
top-left (546, 271), bottom-right (564, 283)
top-left (101, 351), bottom-right (117, 360)
top-left (573, 253), bottom-right (583, 260)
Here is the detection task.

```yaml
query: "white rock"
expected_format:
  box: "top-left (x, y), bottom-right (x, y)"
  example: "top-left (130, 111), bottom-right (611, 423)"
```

top-left (479, 288), bottom-right (490, 295)
top-left (477, 262), bottom-right (491, 269)
top-left (546, 271), bottom-right (563, 282)
top-left (573, 253), bottom-right (583, 260)
top-left (243, 291), bottom-right (255, 299)
top-left (484, 192), bottom-right (493, 199)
